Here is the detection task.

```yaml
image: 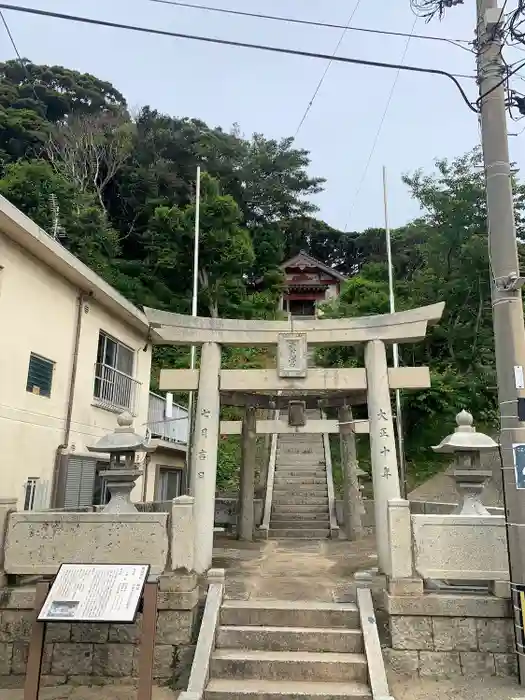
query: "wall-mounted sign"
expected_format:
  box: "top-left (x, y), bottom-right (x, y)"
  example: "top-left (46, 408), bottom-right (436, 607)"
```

top-left (512, 443), bottom-right (525, 490)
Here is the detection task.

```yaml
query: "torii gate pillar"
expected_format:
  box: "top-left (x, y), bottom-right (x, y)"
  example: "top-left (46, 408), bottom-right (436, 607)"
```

top-left (191, 342), bottom-right (221, 574)
top-left (365, 339), bottom-right (401, 574)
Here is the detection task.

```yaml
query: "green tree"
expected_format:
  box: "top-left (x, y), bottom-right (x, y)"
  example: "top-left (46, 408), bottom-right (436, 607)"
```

top-left (317, 150), bottom-right (520, 485)
top-left (143, 174), bottom-right (255, 317)
top-left (0, 60), bottom-right (127, 170)
top-left (0, 160), bottom-right (119, 277)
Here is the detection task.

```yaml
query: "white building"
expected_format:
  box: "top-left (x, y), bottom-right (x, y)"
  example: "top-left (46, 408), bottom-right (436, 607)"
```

top-left (0, 195), bottom-right (188, 510)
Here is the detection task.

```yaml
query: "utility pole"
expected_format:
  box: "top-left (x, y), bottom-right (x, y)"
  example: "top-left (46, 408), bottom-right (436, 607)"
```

top-left (187, 165), bottom-right (201, 495)
top-left (477, 0), bottom-right (525, 683)
top-left (382, 166), bottom-right (407, 498)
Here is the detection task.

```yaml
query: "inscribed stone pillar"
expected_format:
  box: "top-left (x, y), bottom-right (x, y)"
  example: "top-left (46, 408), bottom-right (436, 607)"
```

top-left (339, 405), bottom-right (364, 541)
top-left (191, 342), bottom-right (221, 574)
top-left (364, 339), bottom-right (401, 574)
top-left (238, 405), bottom-right (257, 541)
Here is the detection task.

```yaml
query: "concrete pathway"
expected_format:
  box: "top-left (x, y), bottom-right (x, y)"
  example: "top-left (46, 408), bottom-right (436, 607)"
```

top-left (212, 533), bottom-right (378, 602)
top-left (0, 687), bottom-right (175, 700)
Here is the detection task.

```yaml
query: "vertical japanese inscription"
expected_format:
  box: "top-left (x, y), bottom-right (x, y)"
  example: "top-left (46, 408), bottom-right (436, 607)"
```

top-left (377, 408), bottom-right (392, 478)
top-left (278, 332), bottom-right (307, 378)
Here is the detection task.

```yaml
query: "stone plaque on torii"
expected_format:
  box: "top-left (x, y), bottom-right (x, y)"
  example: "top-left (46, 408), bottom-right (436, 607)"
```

top-left (145, 302), bottom-right (445, 575)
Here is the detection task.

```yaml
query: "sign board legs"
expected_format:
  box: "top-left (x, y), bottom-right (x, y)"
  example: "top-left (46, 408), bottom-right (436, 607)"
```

top-left (137, 581), bottom-right (158, 700)
top-left (24, 581), bottom-right (50, 700)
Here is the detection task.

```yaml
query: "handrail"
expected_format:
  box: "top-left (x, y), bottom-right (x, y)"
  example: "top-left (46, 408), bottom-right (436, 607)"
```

top-left (356, 587), bottom-right (393, 700)
top-left (321, 409), bottom-right (339, 539)
top-left (148, 391), bottom-right (188, 413)
top-left (181, 568), bottom-right (225, 700)
top-left (260, 402), bottom-right (280, 538)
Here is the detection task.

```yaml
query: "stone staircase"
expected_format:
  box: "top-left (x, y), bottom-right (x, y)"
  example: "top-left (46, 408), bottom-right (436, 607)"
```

top-left (269, 431), bottom-right (330, 539)
top-left (205, 599), bottom-right (371, 700)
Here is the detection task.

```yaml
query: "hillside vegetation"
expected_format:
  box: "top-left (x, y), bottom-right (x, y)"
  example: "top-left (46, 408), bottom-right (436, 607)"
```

top-left (2, 59), bottom-right (523, 488)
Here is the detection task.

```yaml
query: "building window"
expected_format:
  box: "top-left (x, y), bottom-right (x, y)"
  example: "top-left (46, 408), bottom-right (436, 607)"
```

top-left (26, 353), bottom-right (54, 397)
top-left (157, 468), bottom-right (182, 502)
top-left (93, 331), bottom-right (139, 413)
top-left (23, 478), bottom-right (39, 510)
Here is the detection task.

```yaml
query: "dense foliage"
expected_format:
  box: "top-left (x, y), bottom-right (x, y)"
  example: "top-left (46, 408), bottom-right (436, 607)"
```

top-left (1, 59), bottom-right (517, 487)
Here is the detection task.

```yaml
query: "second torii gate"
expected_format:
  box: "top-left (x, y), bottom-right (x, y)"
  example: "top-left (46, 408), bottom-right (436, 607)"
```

top-left (145, 302), bottom-right (444, 574)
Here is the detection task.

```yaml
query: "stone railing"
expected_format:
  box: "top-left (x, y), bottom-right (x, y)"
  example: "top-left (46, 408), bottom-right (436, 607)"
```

top-left (321, 410), bottom-right (339, 539)
top-left (386, 498), bottom-right (509, 583)
top-left (0, 496), bottom-right (201, 688)
top-left (181, 569), bottom-right (225, 700)
top-left (259, 405), bottom-right (280, 538)
top-left (411, 513), bottom-right (508, 581)
top-left (385, 498), bottom-right (516, 679)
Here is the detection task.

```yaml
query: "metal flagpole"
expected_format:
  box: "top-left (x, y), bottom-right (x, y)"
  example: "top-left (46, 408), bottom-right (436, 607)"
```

top-left (187, 165), bottom-right (201, 495)
top-left (383, 165), bottom-right (407, 498)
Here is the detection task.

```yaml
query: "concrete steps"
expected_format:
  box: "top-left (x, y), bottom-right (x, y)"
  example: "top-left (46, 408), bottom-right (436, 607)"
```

top-left (275, 470), bottom-right (326, 478)
top-left (205, 679), bottom-right (372, 700)
top-left (268, 529), bottom-right (330, 539)
top-left (210, 649), bottom-right (367, 682)
top-left (205, 600), bottom-right (371, 700)
top-left (274, 477), bottom-right (327, 485)
top-left (217, 625), bottom-right (364, 653)
top-left (272, 504), bottom-right (328, 514)
top-left (273, 483), bottom-right (328, 498)
top-left (270, 516), bottom-right (330, 525)
top-left (220, 600), bottom-right (360, 628)
top-left (273, 496), bottom-right (328, 506)
top-left (269, 422), bottom-right (332, 538)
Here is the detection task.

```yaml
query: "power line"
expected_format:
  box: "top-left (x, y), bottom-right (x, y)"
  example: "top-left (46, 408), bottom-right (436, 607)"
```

top-left (145, 0), bottom-right (473, 52)
top-left (294, 0), bottom-right (364, 139)
top-left (0, 3), bottom-right (478, 113)
top-left (345, 17), bottom-right (418, 232)
top-left (0, 9), bottom-right (39, 101)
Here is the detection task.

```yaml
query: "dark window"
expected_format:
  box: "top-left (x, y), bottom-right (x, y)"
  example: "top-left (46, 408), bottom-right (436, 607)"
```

top-left (96, 331), bottom-right (134, 375)
top-left (92, 461), bottom-right (111, 506)
top-left (94, 331), bottom-right (136, 411)
top-left (23, 478), bottom-right (39, 510)
top-left (157, 468), bottom-right (182, 501)
top-left (26, 353), bottom-right (54, 398)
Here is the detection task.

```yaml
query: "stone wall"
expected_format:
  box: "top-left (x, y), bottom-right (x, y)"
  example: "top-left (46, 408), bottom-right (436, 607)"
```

top-left (0, 573), bottom-right (200, 689)
top-left (215, 498), bottom-right (263, 530)
top-left (334, 499), bottom-right (503, 532)
top-left (385, 593), bottom-right (517, 679)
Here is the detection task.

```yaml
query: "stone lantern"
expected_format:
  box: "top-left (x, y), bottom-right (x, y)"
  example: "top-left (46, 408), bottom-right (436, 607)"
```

top-left (432, 410), bottom-right (498, 515)
top-left (88, 411), bottom-right (153, 514)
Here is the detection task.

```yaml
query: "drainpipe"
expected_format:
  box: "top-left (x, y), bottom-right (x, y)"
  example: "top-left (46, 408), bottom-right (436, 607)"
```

top-left (50, 291), bottom-right (89, 507)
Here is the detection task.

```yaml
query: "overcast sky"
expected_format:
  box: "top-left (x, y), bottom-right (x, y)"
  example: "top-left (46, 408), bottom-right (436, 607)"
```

top-left (1, 0), bottom-right (525, 233)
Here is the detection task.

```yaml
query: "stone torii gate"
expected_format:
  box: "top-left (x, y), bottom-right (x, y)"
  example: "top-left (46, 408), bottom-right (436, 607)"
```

top-left (145, 303), bottom-right (444, 574)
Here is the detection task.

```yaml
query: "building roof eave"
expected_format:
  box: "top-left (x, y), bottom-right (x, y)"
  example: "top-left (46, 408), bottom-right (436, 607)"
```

top-left (0, 195), bottom-right (150, 335)
top-left (281, 250), bottom-right (347, 282)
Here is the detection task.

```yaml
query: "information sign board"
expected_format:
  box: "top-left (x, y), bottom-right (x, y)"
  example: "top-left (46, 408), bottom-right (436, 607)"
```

top-left (513, 443), bottom-right (525, 490)
top-left (38, 563), bottom-right (149, 623)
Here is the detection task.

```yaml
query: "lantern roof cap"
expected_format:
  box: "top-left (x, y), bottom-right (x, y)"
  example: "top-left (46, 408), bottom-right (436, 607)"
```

top-left (432, 410), bottom-right (498, 453)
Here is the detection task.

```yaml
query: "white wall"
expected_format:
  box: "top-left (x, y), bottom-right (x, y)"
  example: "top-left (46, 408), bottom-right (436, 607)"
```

top-left (324, 284), bottom-right (339, 301)
top-left (0, 230), bottom-right (152, 507)
top-left (144, 449), bottom-right (186, 502)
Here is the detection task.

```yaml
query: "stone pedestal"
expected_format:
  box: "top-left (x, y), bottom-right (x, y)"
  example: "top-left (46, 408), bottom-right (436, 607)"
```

top-left (100, 468), bottom-right (142, 514)
top-left (452, 468), bottom-right (492, 516)
top-left (339, 405), bottom-right (364, 540)
top-left (238, 406), bottom-right (257, 541)
top-left (365, 339), bottom-right (401, 574)
top-left (191, 342), bottom-right (221, 574)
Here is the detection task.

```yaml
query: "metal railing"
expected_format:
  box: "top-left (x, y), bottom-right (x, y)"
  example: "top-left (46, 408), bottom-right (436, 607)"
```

top-left (93, 363), bottom-right (141, 415)
top-left (148, 392), bottom-right (189, 444)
